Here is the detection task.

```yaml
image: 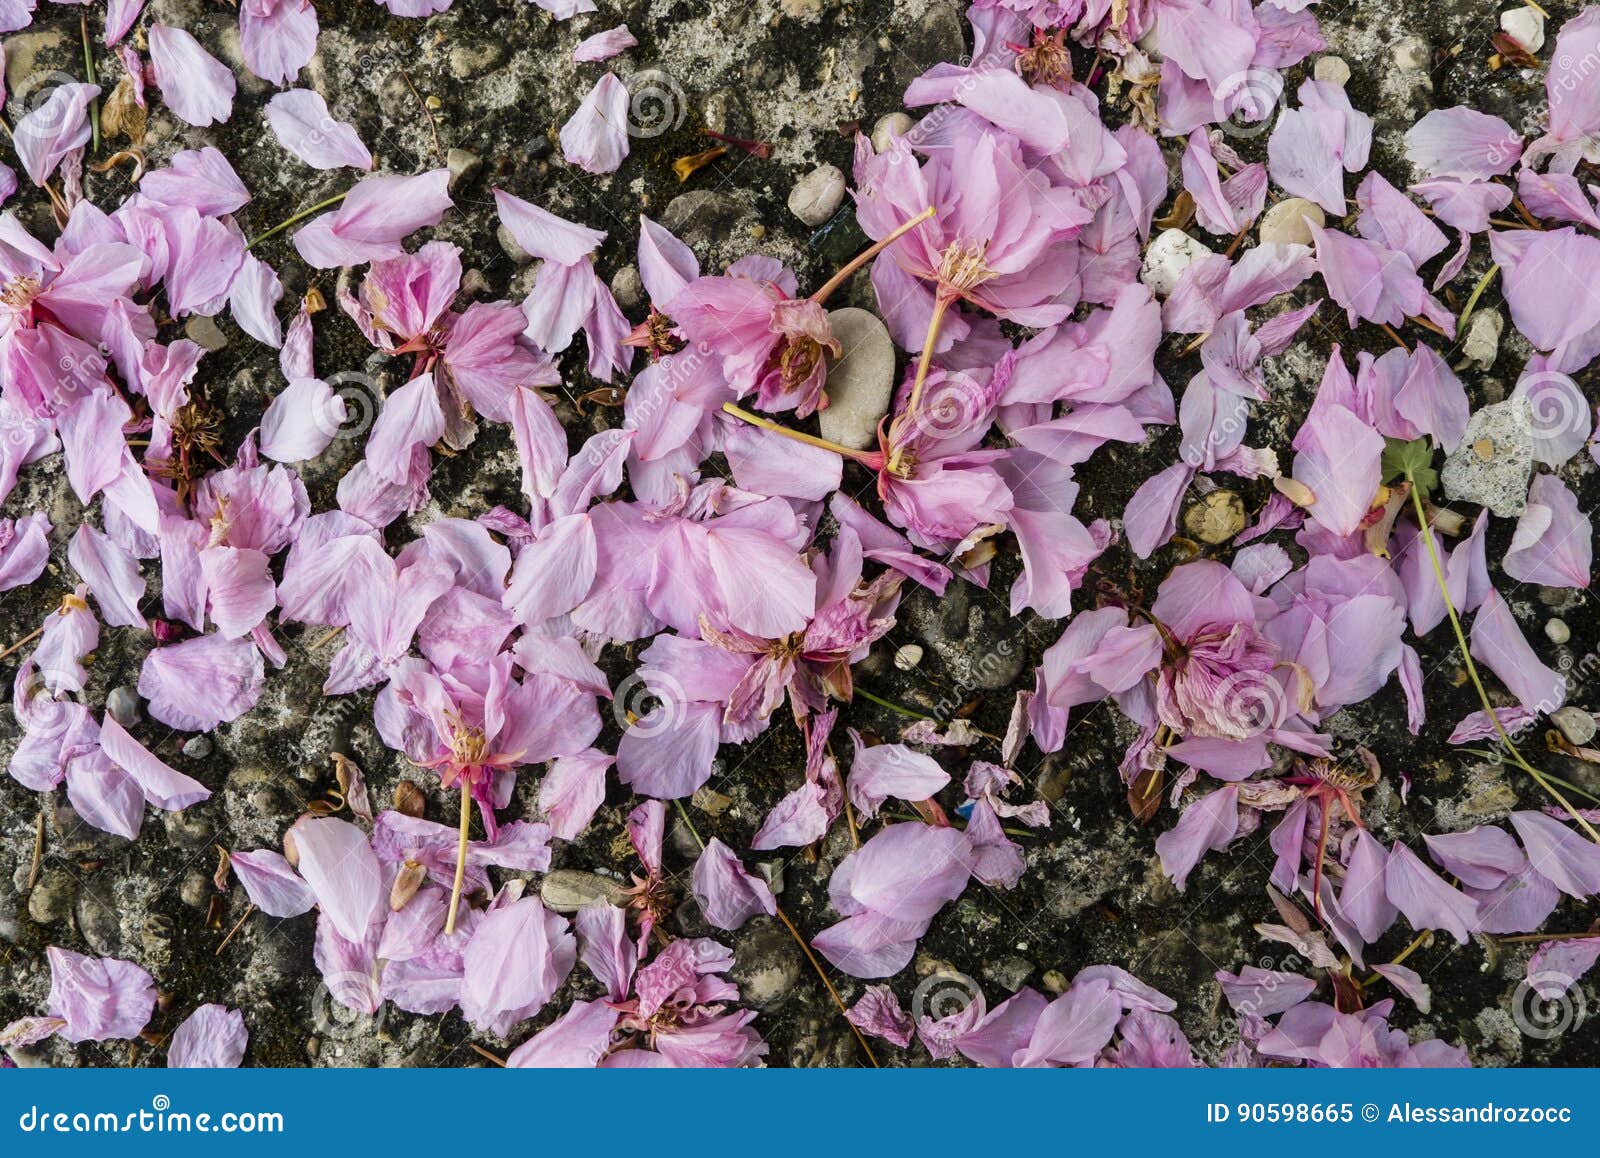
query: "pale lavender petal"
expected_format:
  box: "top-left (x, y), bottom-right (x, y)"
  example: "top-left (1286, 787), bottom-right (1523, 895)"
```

top-left (460, 897), bottom-right (576, 1037)
top-left (266, 90), bottom-right (373, 170)
top-left (1384, 841), bottom-right (1478, 944)
top-left (691, 838), bottom-right (777, 931)
top-left (68, 523), bottom-right (146, 628)
top-left (1290, 403), bottom-right (1382, 536)
top-left (846, 985), bottom-right (913, 1048)
top-left (229, 848), bottom-right (316, 917)
top-left (1503, 474), bottom-right (1591, 589)
top-left (289, 816), bottom-right (384, 943)
top-left (846, 734), bottom-right (949, 819)
top-left (573, 24), bottom-right (636, 63)
top-left (1510, 810), bottom-right (1600, 899)
top-left (13, 82), bottom-right (97, 186)
top-left (149, 25), bottom-right (236, 127)
top-left (98, 713), bottom-right (210, 810)
top-left (1469, 589), bottom-right (1567, 715)
top-left (1404, 107), bottom-right (1522, 180)
top-left (1155, 785), bottom-right (1240, 891)
top-left (560, 73), bottom-right (630, 175)
top-left (506, 999), bottom-right (619, 1067)
top-left (138, 633), bottom-right (265, 731)
top-left (46, 946), bottom-right (156, 1043)
top-left (167, 1004), bottom-right (247, 1067)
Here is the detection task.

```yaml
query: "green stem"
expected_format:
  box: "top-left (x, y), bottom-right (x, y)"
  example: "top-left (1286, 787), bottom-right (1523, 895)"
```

top-left (673, 799), bottom-right (705, 851)
top-left (853, 686), bottom-right (935, 720)
top-left (1457, 264), bottom-right (1499, 331)
top-left (246, 192), bottom-right (350, 249)
top-left (1406, 479), bottom-right (1600, 843)
top-left (81, 16), bottom-right (99, 155)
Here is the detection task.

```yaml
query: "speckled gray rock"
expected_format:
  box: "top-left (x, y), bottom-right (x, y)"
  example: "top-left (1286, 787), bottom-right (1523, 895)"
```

top-left (497, 223), bottom-right (533, 264)
top-left (183, 735), bottom-right (213, 759)
top-left (788, 163), bottom-right (846, 227)
top-left (818, 307), bottom-right (896, 450)
top-left (105, 685), bottom-right (141, 727)
top-left (610, 264), bottom-right (645, 311)
top-left (184, 316), bottom-right (228, 352)
top-left (1441, 400), bottom-right (1534, 517)
top-left (730, 920), bottom-right (803, 1008)
top-left (1552, 706), bottom-right (1597, 747)
top-left (27, 869), bottom-right (75, 925)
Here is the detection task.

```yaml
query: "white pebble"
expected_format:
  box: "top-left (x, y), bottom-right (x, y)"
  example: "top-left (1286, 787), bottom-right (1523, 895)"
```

top-left (1501, 6), bottom-right (1546, 53)
top-left (788, 163), bottom-right (845, 227)
top-left (893, 643), bottom-right (924, 671)
top-left (1545, 618), bottom-right (1571, 645)
top-left (1139, 228), bottom-right (1212, 297)
top-left (1312, 56), bottom-right (1350, 86)
top-left (871, 112), bottom-right (913, 153)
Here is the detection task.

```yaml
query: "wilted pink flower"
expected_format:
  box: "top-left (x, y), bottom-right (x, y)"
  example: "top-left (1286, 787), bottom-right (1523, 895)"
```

top-left (669, 257), bottom-right (841, 417)
top-left (853, 130), bottom-right (1088, 344)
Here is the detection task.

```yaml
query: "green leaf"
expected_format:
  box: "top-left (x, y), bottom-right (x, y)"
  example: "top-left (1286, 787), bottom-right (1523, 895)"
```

top-left (1381, 436), bottom-right (1438, 495)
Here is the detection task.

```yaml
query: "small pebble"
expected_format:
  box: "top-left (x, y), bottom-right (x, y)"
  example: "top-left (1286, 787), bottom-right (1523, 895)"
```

top-left (1183, 490), bottom-right (1247, 545)
top-left (106, 685), bottom-right (141, 727)
top-left (1461, 309), bottom-right (1503, 371)
top-left (871, 112), bottom-right (913, 153)
top-left (1501, 6), bottom-right (1546, 53)
top-left (445, 147), bottom-right (481, 193)
top-left (27, 870), bottom-right (76, 925)
top-left (610, 264), bottom-right (645, 311)
top-left (1393, 35), bottom-right (1429, 71)
top-left (1545, 618), bottom-right (1571, 645)
top-left (788, 163), bottom-right (846, 227)
top-left (893, 643), bottom-right (924, 671)
top-left (1258, 198), bottom-right (1325, 246)
top-left (182, 735), bottom-right (213, 759)
top-left (497, 223), bottom-right (533, 264)
top-left (1139, 228), bottom-right (1211, 296)
top-left (818, 307), bottom-right (896, 449)
top-left (1552, 706), bottom-right (1597, 748)
top-left (183, 315), bottom-right (228, 352)
top-left (1312, 56), bottom-right (1350, 86)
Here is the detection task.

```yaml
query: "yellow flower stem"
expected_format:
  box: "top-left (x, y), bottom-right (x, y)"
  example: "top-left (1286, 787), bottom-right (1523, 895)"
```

top-left (810, 205), bottom-right (937, 304)
top-left (445, 787), bottom-right (471, 935)
top-left (719, 402), bottom-right (878, 464)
